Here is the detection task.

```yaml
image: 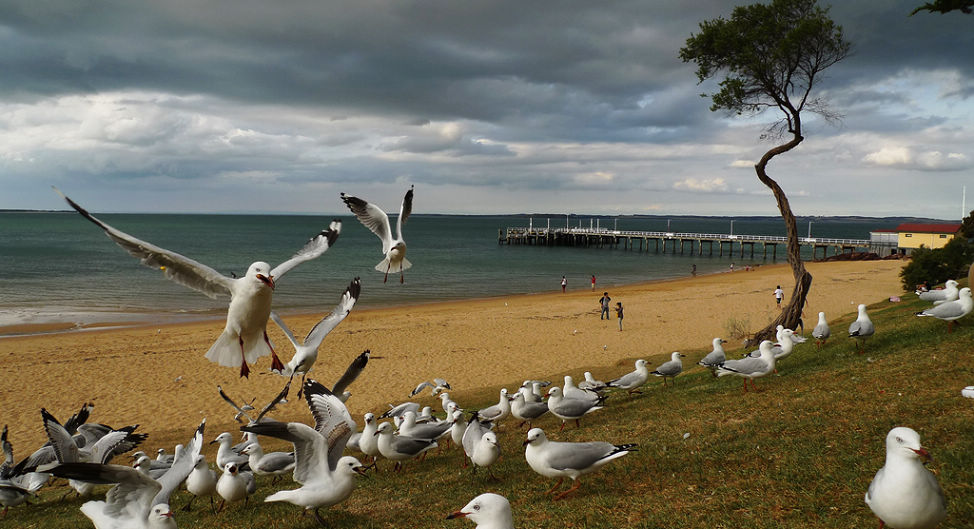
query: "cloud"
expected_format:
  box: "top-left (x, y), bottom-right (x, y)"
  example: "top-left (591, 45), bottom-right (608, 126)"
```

top-left (863, 146), bottom-right (969, 171)
top-left (673, 177), bottom-right (729, 193)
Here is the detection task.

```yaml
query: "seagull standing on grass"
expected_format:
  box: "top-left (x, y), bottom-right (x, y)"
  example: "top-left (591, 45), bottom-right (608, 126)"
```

top-left (812, 312), bottom-right (830, 349)
top-left (651, 352), bottom-right (686, 387)
top-left (716, 340), bottom-right (777, 392)
top-left (523, 428), bottom-right (636, 501)
top-left (340, 186), bottom-right (414, 283)
top-left (270, 277), bottom-right (361, 380)
top-left (447, 493), bottom-right (514, 529)
top-left (698, 338), bottom-right (727, 376)
top-left (917, 280), bottom-right (959, 304)
top-left (607, 359), bottom-right (649, 395)
top-left (849, 304), bottom-right (876, 353)
top-left (545, 387), bottom-right (604, 431)
top-left (865, 427), bottom-right (946, 529)
top-left (182, 455), bottom-right (217, 513)
top-left (916, 287), bottom-right (972, 333)
top-left (55, 188), bottom-right (341, 378)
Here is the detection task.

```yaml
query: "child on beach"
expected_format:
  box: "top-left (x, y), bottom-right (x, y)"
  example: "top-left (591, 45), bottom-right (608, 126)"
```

top-left (615, 302), bottom-right (624, 331)
top-left (561, 276), bottom-right (567, 293)
top-left (774, 285), bottom-right (784, 308)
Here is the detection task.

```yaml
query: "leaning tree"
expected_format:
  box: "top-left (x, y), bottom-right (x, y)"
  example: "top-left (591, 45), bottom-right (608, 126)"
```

top-left (679, 0), bottom-right (851, 345)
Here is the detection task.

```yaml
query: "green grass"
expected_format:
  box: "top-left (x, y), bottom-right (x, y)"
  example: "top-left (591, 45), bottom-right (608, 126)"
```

top-left (7, 293), bottom-right (974, 528)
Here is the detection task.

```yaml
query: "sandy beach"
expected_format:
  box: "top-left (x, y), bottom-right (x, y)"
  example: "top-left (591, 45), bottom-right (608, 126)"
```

top-left (0, 260), bottom-right (906, 451)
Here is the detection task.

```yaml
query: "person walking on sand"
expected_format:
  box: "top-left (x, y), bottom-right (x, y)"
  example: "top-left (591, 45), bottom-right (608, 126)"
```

top-left (599, 292), bottom-right (611, 320)
top-left (561, 275), bottom-right (567, 293)
top-left (774, 285), bottom-right (784, 309)
top-left (691, 264), bottom-right (696, 277)
top-left (591, 274), bottom-right (596, 291)
top-left (615, 302), bottom-right (624, 331)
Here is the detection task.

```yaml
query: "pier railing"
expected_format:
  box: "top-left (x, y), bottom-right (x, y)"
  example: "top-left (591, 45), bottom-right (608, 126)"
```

top-left (499, 226), bottom-right (891, 260)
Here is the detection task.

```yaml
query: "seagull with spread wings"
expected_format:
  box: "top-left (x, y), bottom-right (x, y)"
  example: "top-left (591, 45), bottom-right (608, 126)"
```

top-left (54, 188), bottom-right (340, 377)
top-left (340, 186), bottom-right (413, 283)
top-left (49, 419), bottom-right (206, 529)
top-left (241, 380), bottom-right (366, 526)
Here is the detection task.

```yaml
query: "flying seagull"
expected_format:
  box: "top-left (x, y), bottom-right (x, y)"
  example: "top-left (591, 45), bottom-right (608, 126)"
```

top-left (55, 187), bottom-right (340, 377)
top-left (340, 186), bottom-right (413, 283)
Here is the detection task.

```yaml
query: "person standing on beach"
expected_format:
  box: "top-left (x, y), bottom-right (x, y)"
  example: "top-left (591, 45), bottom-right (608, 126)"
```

top-left (599, 292), bottom-right (611, 320)
top-left (591, 274), bottom-right (597, 291)
top-left (561, 276), bottom-right (567, 293)
top-left (615, 302), bottom-right (624, 331)
top-left (774, 285), bottom-right (784, 308)
top-left (691, 264), bottom-right (697, 277)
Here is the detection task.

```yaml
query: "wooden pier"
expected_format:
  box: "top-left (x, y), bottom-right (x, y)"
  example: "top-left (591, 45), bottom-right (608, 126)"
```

top-left (498, 227), bottom-right (884, 260)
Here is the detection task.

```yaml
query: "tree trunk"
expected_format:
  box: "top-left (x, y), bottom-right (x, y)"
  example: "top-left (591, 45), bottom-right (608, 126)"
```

top-left (746, 129), bottom-right (813, 347)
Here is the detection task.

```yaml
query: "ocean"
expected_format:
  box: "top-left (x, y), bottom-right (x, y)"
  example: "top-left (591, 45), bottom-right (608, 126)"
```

top-left (0, 211), bottom-right (902, 330)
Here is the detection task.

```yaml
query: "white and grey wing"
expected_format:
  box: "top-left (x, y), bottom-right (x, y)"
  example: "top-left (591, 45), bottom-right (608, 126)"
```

top-left (152, 419), bottom-right (205, 507)
top-left (699, 351), bottom-right (725, 366)
top-left (341, 193), bottom-right (393, 253)
top-left (305, 277), bottom-right (362, 351)
top-left (303, 379), bottom-right (355, 471)
top-left (719, 357), bottom-right (768, 375)
top-left (919, 300), bottom-right (967, 319)
top-left (40, 408), bottom-right (80, 463)
top-left (654, 361), bottom-right (681, 377)
top-left (552, 398), bottom-right (597, 417)
top-left (395, 185), bottom-right (414, 238)
top-left (812, 322), bottom-right (830, 339)
top-left (392, 434), bottom-right (435, 456)
top-left (253, 378), bottom-right (292, 424)
top-left (331, 349), bottom-right (370, 397)
top-left (241, 421), bottom-right (326, 485)
top-left (545, 441), bottom-right (616, 471)
top-left (217, 385), bottom-right (253, 422)
top-left (52, 462), bottom-right (160, 518)
top-left (270, 311), bottom-right (301, 349)
top-left (410, 381), bottom-right (433, 397)
top-left (270, 220), bottom-right (342, 280)
top-left (56, 188), bottom-right (233, 298)
top-left (608, 371), bottom-right (638, 388)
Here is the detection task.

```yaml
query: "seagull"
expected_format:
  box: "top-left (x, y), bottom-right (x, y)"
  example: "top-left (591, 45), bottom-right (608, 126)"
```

top-left (916, 287), bottom-right (973, 333)
top-left (776, 325), bottom-right (807, 344)
top-left (523, 428), bottom-right (636, 501)
top-left (745, 329), bottom-right (797, 366)
top-left (270, 277), bottom-right (362, 381)
top-left (476, 389), bottom-right (512, 425)
top-left (511, 392), bottom-right (549, 429)
top-left (461, 416), bottom-right (493, 468)
top-left (607, 359), bottom-right (649, 396)
top-left (577, 372), bottom-right (607, 392)
top-left (355, 414), bottom-right (380, 466)
top-left (717, 340), bottom-right (777, 392)
top-left (49, 419), bottom-right (205, 529)
top-left (55, 188), bottom-right (341, 378)
top-left (240, 442), bottom-right (295, 483)
top-left (447, 493), bottom-right (514, 529)
top-left (240, 379), bottom-right (366, 525)
top-left (917, 279), bottom-right (959, 305)
top-left (811, 312), bottom-right (830, 349)
top-left (340, 185), bottom-right (414, 283)
top-left (849, 304), bottom-right (876, 353)
top-left (182, 455), bottom-right (217, 513)
top-left (398, 411), bottom-right (453, 442)
top-left (865, 427), bottom-right (946, 529)
top-left (1, 426), bottom-right (49, 517)
top-left (374, 422), bottom-right (437, 472)
top-left (410, 378), bottom-right (452, 398)
top-left (470, 432), bottom-right (501, 479)
top-left (40, 408), bottom-right (147, 497)
top-left (210, 433), bottom-right (249, 471)
top-left (546, 387), bottom-right (604, 431)
top-left (450, 411), bottom-right (469, 458)
top-left (216, 462), bottom-right (250, 512)
top-left (216, 387), bottom-right (257, 424)
top-left (651, 352), bottom-right (686, 387)
top-left (562, 376), bottom-right (601, 402)
top-left (698, 338), bottom-right (728, 376)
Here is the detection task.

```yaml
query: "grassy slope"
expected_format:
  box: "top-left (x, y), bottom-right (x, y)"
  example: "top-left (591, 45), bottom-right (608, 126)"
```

top-left (8, 292), bottom-right (974, 529)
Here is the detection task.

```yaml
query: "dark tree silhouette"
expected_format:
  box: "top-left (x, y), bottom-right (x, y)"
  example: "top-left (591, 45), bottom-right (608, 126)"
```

top-left (911, 1), bottom-right (973, 15)
top-left (680, 0), bottom-right (851, 345)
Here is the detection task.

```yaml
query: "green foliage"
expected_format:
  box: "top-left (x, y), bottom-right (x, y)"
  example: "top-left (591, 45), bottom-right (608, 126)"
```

top-left (900, 236), bottom-right (974, 290)
top-left (960, 208), bottom-right (974, 238)
top-left (679, 0), bottom-right (851, 119)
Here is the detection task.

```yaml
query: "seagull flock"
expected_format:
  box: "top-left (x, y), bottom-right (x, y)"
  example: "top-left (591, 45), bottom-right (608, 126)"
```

top-left (0, 188), bottom-right (968, 529)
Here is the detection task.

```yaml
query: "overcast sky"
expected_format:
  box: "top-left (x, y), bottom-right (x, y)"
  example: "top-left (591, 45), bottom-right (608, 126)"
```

top-left (1, 0), bottom-right (972, 218)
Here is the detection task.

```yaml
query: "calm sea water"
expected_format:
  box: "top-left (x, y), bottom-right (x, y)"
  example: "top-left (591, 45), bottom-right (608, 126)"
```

top-left (0, 212), bottom-right (900, 329)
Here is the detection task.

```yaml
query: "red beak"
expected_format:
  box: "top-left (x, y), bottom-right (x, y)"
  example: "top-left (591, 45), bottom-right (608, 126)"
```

top-left (912, 447), bottom-right (933, 462)
top-left (446, 510), bottom-right (469, 520)
top-left (257, 274), bottom-right (276, 289)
